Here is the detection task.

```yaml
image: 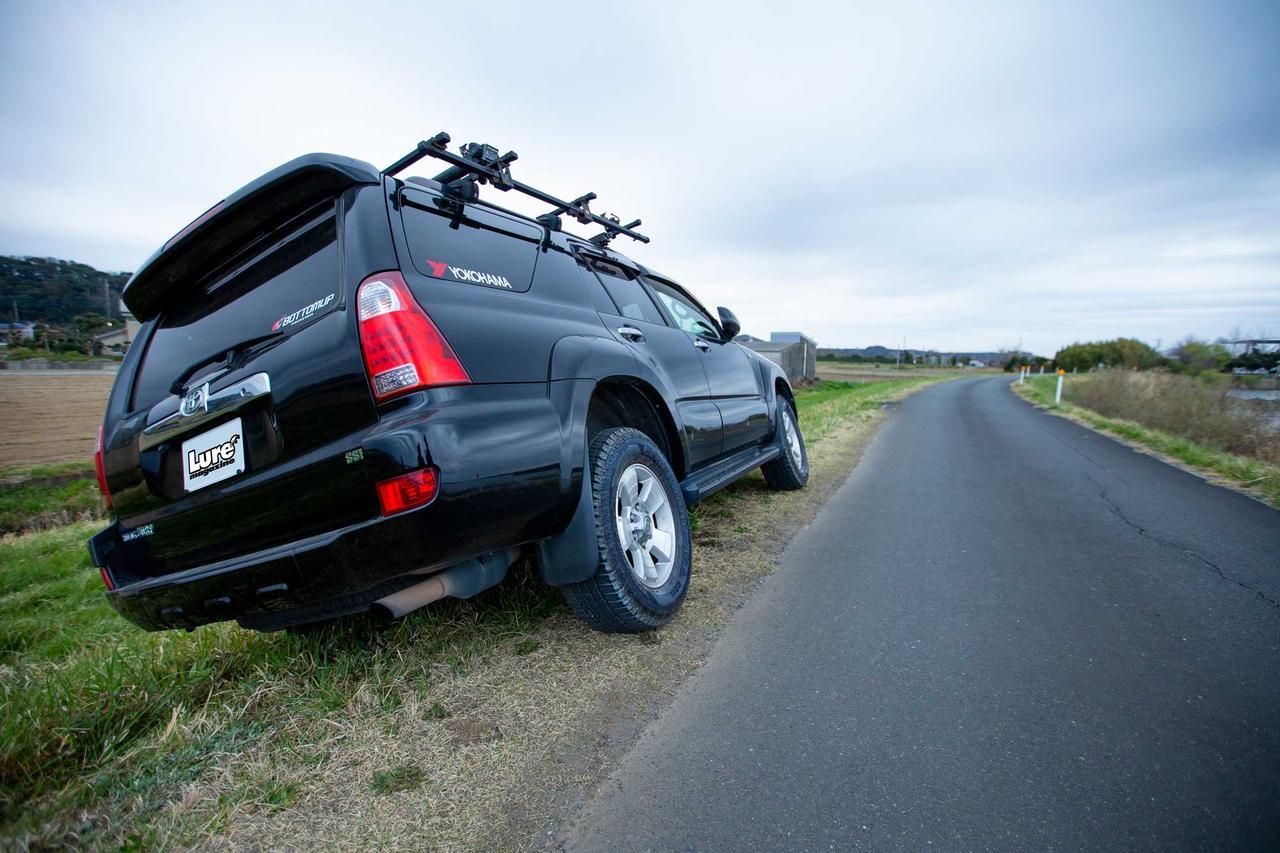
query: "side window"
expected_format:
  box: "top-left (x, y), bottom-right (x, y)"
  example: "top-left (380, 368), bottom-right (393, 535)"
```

top-left (584, 257), bottom-right (665, 325)
top-left (646, 278), bottom-right (721, 340)
top-left (400, 189), bottom-right (540, 292)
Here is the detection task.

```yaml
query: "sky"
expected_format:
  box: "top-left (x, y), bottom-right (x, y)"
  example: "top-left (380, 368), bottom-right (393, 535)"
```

top-left (0, 0), bottom-right (1277, 356)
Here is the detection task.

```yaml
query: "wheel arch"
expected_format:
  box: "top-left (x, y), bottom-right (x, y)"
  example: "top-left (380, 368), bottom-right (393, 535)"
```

top-left (587, 377), bottom-right (687, 479)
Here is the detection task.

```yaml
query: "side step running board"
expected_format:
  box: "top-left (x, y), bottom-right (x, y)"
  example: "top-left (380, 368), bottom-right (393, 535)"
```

top-left (680, 444), bottom-right (780, 505)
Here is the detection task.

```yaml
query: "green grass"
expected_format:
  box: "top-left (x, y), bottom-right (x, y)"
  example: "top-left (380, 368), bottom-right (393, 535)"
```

top-left (0, 466), bottom-right (102, 535)
top-left (793, 378), bottom-right (930, 444)
top-left (0, 532), bottom-right (561, 846)
top-left (370, 764), bottom-right (425, 795)
top-left (1017, 375), bottom-right (1280, 507)
top-left (0, 376), bottom-right (940, 847)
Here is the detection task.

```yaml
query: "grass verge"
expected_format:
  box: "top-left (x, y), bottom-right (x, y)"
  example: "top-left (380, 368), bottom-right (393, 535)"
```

top-left (1, 376), bottom-right (940, 849)
top-left (1015, 375), bottom-right (1280, 507)
top-left (0, 464), bottom-right (102, 535)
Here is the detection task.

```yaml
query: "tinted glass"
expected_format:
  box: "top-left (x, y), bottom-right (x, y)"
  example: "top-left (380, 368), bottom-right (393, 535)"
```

top-left (132, 209), bottom-right (339, 409)
top-left (401, 190), bottom-right (540, 293)
top-left (646, 278), bottom-right (720, 339)
top-left (584, 258), bottom-right (665, 324)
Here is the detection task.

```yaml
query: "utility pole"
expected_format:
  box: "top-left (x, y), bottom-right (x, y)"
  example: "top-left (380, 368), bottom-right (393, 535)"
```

top-left (103, 280), bottom-right (111, 321)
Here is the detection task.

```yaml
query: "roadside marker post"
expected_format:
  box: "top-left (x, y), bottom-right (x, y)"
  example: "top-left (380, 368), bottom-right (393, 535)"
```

top-left (1055, 368), bottom-right (1065, 406)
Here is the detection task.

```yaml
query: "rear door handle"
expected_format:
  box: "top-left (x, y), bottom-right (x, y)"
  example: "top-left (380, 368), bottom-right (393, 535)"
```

top-left (141, 372), bottom-right (272, 450)
top-left (617, 326), bottom-right (645, 342)
top-left (693, 339), bottom-right (710, 351)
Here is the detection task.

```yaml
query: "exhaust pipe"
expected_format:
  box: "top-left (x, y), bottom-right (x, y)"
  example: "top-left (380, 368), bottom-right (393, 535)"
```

top-left (371, 548), bottom-right (518, 621)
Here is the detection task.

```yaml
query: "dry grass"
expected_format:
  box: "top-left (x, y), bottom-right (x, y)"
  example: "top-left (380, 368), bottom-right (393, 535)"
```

top-left (1066, 371), bottom-right (1279, 462)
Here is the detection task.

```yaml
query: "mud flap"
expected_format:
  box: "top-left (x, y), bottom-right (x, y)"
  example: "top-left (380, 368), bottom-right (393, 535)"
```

top-left (535, 446), bottom-right (599, 586)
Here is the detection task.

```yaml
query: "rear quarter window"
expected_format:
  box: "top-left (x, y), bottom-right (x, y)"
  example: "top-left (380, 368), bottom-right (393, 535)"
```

top-left (583, 258), bottom-right (665, 325)
top-left (400, 189), bottom-right (540, 293)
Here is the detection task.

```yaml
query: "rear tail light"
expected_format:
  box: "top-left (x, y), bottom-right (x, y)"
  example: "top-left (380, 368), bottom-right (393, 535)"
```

top-left (376, 467), bottom-right (439, 515)
top-left (99, 567), bottom-right (115, 591)
top-left (94, 424), bottom-right (112, 509)
top-left (357, 271), bottom-right (469, 401)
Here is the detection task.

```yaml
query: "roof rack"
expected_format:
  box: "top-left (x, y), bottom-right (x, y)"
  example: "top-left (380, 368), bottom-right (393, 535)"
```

top-left (383, 132), bottom-right (649, 247)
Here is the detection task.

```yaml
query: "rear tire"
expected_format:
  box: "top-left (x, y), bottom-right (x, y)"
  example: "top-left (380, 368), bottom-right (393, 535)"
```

top-left (762, 398), bottom-right (808, 490)
top-left (561, 427), bottom-right (692, 633)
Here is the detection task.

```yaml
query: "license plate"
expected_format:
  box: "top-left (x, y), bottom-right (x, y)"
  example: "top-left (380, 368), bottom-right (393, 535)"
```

top-left (181, 417), bottom-right (246, 493)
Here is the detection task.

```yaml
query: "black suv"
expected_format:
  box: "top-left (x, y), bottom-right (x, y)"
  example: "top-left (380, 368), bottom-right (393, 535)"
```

top-left (88, 134), bottom-right (809, 634)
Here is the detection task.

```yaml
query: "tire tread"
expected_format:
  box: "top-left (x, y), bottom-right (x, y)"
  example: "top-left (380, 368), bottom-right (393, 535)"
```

top-left (762, 399), bottom-right (808, 491)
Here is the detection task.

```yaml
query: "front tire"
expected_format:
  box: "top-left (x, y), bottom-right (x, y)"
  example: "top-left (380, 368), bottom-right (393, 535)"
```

top-left (762, 398), bottom-right (808, 490)
top-left (561, 427), bottom-right (692, 633)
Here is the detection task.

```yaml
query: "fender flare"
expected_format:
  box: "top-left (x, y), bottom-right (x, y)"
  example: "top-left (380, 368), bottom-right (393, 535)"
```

top-left (749, 350), bottom-right (794, 437)
top-left (537, 335), bottom-right (688, 586)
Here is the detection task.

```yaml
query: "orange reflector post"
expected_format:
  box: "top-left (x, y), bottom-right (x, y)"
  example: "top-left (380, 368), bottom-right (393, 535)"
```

top-left (376, 468), bottom-right (439, 515)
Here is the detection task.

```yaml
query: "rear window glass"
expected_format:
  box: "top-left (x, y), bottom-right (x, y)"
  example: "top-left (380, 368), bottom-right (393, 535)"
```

top-left (584, 258), bottom-right (665, 325)
top-left (132, 208), bottom-right (339, 409)
top-left (400, 189), bottom-right (540, 292)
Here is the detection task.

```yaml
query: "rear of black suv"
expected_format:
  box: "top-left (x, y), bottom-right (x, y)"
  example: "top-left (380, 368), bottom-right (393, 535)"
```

top-left (90, 140), bottom-right (808, 634)
top-left (90, 155), bottom-right (587, 631)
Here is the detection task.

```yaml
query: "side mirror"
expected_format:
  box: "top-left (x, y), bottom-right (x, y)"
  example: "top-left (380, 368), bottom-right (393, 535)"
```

top-left (717, 307), bottom-right (741, 342)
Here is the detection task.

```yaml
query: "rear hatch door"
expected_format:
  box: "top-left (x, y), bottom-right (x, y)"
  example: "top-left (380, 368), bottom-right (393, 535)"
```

top-left (108, 201), bottom-right (379, 578)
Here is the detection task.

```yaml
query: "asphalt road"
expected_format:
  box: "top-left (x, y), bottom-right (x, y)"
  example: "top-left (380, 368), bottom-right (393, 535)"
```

top-left (563, 377), bottom-right (1280, 851)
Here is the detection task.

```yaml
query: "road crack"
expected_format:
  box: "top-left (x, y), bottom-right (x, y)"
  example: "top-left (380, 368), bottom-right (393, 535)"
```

top-left (1096, 483), bottom-right (1280, 611)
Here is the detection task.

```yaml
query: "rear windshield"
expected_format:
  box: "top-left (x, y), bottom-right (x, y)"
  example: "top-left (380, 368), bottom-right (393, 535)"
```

top-left (131, 206), bottom-right (339, 409)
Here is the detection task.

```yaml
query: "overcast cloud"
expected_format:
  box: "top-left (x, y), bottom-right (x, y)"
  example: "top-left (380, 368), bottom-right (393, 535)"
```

top-left (0, 0), bottom-right (1276, 356)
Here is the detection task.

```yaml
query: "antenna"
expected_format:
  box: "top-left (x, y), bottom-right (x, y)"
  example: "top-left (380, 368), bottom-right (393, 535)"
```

top-left (384, 132), bottom-right (649, 246)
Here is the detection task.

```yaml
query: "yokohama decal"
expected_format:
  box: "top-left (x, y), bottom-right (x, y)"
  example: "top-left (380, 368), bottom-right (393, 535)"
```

top-left (426, 259), bottom-right (513, 290)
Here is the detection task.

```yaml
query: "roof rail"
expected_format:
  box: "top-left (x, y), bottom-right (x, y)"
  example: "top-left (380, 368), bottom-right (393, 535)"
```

top-left (384, 132), bottom-right (649, 246)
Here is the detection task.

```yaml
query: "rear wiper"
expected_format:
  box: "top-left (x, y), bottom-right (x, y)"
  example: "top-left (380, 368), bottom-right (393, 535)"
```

top-left (169, 331), bottom-right (284, 397)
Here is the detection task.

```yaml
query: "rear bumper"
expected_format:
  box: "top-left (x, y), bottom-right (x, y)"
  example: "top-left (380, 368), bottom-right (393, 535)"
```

top-left (90, 380), bottom-right (587, 631)
top-left (91, 508), bottom-right (505, 630)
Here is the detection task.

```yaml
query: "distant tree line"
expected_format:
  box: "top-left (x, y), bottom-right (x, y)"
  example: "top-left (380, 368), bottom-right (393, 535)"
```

top-left (1052, 338), bottom-right (1167, 372)
top-left (1046, 336), bottom-right (1274, 376)
top-left (1, 256), bottom-right (131, 355)
top-left (1, 256), bottom-right (129, 325)
top-left (821, 353), bottom-right (903, 365)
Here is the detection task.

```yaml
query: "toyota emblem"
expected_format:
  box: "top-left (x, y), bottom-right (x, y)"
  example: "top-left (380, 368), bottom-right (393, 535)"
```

top-left (180, 384), bottom-right (208, 417)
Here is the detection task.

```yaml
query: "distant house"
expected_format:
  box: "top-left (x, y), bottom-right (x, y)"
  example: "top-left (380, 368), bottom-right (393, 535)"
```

top-left (967, 359), bottom-right (987, 368)
top-left (769, 332), bottom-right (817, 380)
top-left (736, 330), bottom-right (818, 383)
top-left (91, 299), bottom-right (141, 355)
top-left (0, 321), bottom-right (36, 343)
